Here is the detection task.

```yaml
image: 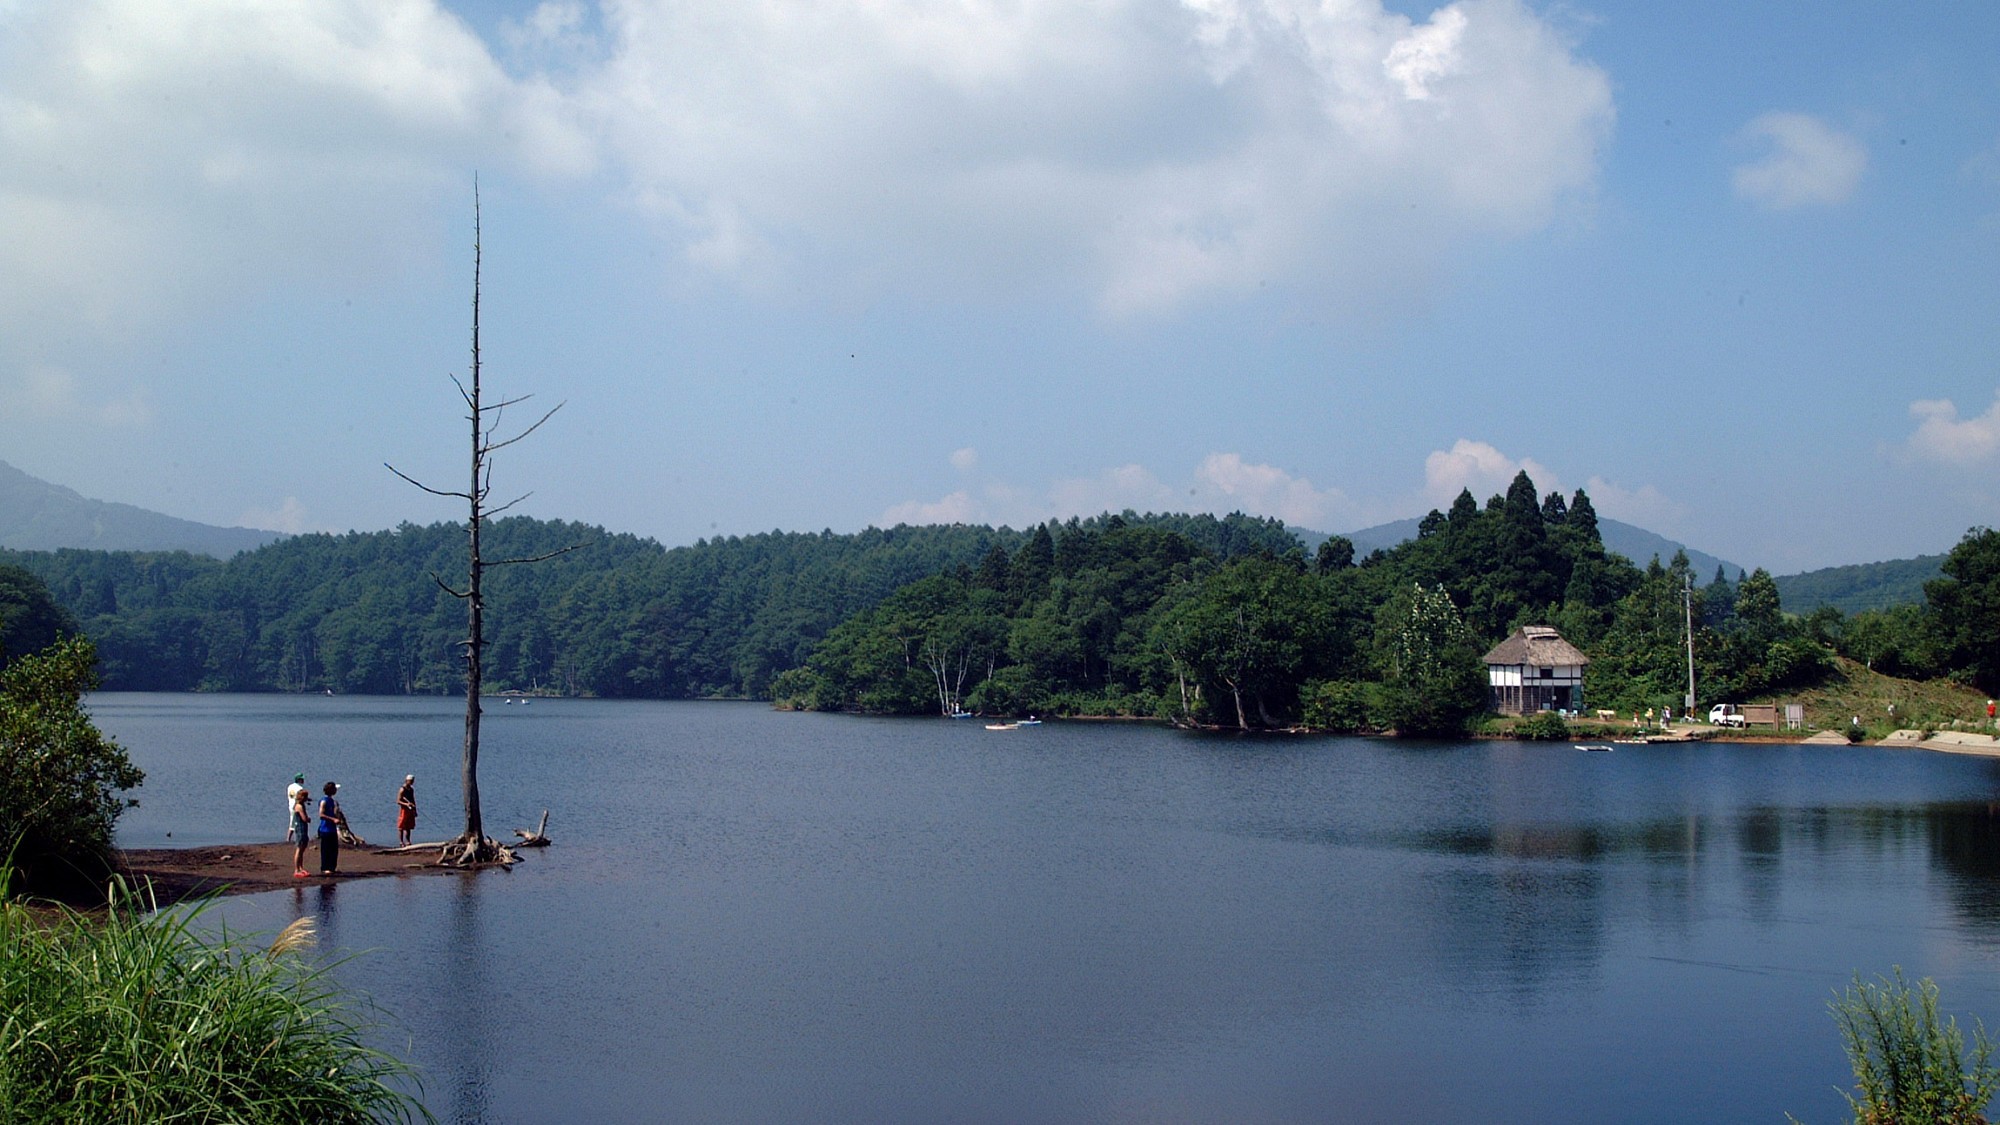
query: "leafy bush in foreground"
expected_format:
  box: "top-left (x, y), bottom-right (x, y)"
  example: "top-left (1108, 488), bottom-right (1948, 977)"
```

top-left (1815, 969), bottom-right (1999, 1125)
top-left (0, 635), bottom-right (143, 897)
top-left (0, 879), bottom-right (428, 1124)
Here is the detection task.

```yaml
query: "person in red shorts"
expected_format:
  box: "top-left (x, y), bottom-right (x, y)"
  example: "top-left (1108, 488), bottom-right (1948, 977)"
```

top-left (396, 774), bottom-right (418, 846)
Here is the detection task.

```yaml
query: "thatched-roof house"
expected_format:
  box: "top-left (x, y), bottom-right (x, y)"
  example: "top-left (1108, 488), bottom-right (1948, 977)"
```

top-left (1483, 626), bottom-right (1589, 715)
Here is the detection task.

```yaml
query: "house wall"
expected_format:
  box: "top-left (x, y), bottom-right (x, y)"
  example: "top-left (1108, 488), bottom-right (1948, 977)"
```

top-left (1486, 663), bottom-right (1585, 715)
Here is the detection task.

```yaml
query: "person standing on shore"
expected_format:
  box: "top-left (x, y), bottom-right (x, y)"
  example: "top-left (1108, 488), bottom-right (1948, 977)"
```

top-left (291, 786), bottom-right (313, 878)
top-left (317, 782), bottom-right (349, 875)
top-left (286, 774), bottom-right (306, 841)
top-left (396, 774), bottom-right (417, 846)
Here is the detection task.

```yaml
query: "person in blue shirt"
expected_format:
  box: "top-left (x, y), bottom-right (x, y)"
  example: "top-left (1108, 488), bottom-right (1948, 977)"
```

top-left (316, 782), bottom-right (350, 875)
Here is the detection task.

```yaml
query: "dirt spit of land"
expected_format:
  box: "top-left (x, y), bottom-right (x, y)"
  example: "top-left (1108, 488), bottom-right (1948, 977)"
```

top-left (116, 841), bottom-right (481, 905)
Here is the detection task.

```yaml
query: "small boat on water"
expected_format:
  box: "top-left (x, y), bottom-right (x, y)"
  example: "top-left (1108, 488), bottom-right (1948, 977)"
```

top-left (1016, 717), bottom-right (1042, 726)
top-left (986, 722), bottom-right (1020, 731)
top-left (947, 710), bottom-right (975, 719)
top-left (1574, 743), bottom-right (1614, 752)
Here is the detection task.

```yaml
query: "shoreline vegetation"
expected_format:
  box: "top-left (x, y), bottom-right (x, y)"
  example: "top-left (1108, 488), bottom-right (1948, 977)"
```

top-left (0, 875), bottom-right (429, 1123)
top-left (5, 473), bottom-right (1990, 748)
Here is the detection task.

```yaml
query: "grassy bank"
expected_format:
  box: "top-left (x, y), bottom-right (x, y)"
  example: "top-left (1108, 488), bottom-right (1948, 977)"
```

top-left (1788, 658), bottom-right (1994, 740)
top-left (0, 877), bottom-right (427, 1124)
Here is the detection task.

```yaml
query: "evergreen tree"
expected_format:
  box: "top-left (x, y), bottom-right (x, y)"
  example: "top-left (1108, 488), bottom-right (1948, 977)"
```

top-left (1925, 527), bottom-right (2000, 693)
top-left (1567, 489), bottom-right (1601, 546)
top-left (1012, 525), bottom-right (1056, 603)
top-left (1315, 536), bottom-right (1355, 573)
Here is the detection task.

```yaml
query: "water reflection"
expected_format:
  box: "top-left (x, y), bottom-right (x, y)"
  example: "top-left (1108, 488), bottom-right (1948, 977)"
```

top-left (437, 878), bottom-right (495, 1125)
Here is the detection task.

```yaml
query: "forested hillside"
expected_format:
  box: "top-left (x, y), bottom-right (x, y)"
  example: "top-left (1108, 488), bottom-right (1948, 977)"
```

top-left (1, 511), bottom-right (1296, 699)
top-left (10, 483), bottom-right (1997, 736)
top-left (773, 475), bottom-right (1932, 731)
top-left (1773, 554), bottom-right (1944, 614)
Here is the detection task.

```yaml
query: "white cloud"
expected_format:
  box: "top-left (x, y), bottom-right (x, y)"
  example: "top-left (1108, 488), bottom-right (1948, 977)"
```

top-left (1191, 453), bottom-right (1351, 528)
top-left (238, 495), bottom-right (310, 534)
top-left (1046, 464), bottom-right (1184, 520)
top-left (8, 364), bottom-right (152, 429)
top-left (1732, 112), bottom-right (1866, 210)
top-left (1907, 392), bottom-right (2000, 466)
top-left (1583, 474), bottom-right (1686, 530)
top-left (1421, 439), bottom-right (1556, 504)
top-left (879, 453), bottom-right (1362, 530)
top-left (879, 489), bottom-right (981, 527)
top-left (0, 0), bottom-right (1612, 344)
top-left (584, 0), bottom-right (1613, 313)
top-left (0, 0), bottom-right (593, 345)
top-left (949, 447), bottom-right (979, 473)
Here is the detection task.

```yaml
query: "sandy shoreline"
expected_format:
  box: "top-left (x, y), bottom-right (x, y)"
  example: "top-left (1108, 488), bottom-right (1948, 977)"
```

top-left (115, 841), bottom-right (482, 905)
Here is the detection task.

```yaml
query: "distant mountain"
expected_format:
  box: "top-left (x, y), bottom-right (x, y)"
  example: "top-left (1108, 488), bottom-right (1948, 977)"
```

top-left (1294, 516), bottom-right (1743, 581)
top-left (1773, 555), bottom-right (1943, 614)
top-left (0, 460), bottom-right (279, 558)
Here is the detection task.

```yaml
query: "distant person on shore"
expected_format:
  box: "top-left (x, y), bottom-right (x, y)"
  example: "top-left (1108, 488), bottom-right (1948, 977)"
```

top-left (291, 785), bottom-right (313, 877)
top-left (286, 773), bottom-right (306, 840)
top-left (317, 782), bottom-right (350, 875)
top-left (396, 774), bottom-right (418, 845)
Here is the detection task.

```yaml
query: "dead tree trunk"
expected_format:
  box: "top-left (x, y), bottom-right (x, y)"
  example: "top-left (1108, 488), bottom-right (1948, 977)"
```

top-left (387, 181), bottom-right (575, 866)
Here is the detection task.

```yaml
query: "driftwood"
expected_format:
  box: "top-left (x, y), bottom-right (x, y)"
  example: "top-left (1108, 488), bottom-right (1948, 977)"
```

top-left (441, 834), bottom-right (517, 868)
top-left (337, 825), bottom-right (368, 847)
top-left (378, 841), bottom-right (454, 855)
top-left (512, 810), bottom-right (551, 848)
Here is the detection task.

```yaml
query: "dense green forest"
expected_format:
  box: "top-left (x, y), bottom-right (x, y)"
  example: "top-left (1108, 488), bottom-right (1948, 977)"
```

top-left (0, 511), bottom-right (1298, 700)
top-left (5, 475), bottom-right (1996, 734)
top-left (769, 472), bottom-right (1869, 730)
top-left (1772, 554), bottom-right (1944, 614)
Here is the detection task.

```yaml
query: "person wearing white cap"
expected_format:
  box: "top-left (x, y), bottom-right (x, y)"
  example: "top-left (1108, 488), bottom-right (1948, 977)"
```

top-left (316, 782), bottom-right (349, 875)
top-left (396, 774), bottom-right (418, 846)
top-left (286, 773), bottom-right (307, 840)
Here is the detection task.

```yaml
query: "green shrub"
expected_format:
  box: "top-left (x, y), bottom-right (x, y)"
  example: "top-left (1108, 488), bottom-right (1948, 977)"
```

top-left (0, 636), bottom-right (144, 898)
top-left (0, 878), bottom-right (429, 1123)
top-left (1515, 711), bottom-right (1572, 741)
top-left (1816, 969), bottom-right (1999, 1125)
top-left (1301, 680), bottom-right (1375, 733)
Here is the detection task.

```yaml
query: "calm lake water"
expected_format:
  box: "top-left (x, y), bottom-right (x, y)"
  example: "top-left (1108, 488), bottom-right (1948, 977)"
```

top-left (93, 693), bottom-right (2000, 1124)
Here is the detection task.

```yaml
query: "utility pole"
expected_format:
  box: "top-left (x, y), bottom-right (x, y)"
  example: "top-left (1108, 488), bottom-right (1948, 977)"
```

top-left (1683, 573), bottom-right (1696, 713)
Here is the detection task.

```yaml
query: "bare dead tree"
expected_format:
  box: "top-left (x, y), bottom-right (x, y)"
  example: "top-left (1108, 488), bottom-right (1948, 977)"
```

top-left (386, 184), bottom-right (573, 865)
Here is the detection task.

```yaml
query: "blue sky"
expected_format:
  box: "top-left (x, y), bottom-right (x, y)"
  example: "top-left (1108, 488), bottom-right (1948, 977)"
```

top-left (1, 0), bottom-right (1995, 573)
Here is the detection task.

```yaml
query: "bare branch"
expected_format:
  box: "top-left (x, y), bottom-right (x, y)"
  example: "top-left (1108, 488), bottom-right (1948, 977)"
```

top-left (386, 462), bottom-right (472, 500)
top-left (449, 372), bottom-right (474, 410)
top-left (486, 491), bottom-right (533, 518)
top-left (485, 402), bottom-right (564, 454)
top-left (490, 543), bottom-right (587, 567)
top-left (431, 573), bottom-right (471, 599)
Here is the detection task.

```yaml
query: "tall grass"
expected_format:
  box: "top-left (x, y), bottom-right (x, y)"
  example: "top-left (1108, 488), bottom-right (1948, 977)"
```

top-left (0, 876), bottom-right (429, 1123)
top-left (1824, 969), bottom-right (1999, 1125)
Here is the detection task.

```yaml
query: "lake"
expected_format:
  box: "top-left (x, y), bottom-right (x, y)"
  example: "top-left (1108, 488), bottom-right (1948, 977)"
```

top-left (93, 693), bottom-right (2000, 1124)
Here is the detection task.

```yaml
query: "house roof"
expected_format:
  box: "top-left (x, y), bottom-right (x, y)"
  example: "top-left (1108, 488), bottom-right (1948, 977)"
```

top-left (1482, 626), bottom-right (1590, 667)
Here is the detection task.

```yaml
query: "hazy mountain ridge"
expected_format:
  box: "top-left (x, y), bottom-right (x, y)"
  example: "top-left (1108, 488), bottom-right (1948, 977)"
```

top-left (1295, 517), bottom-right (1742, 582)
top-left (0, 460), bottom-right (279, 558)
